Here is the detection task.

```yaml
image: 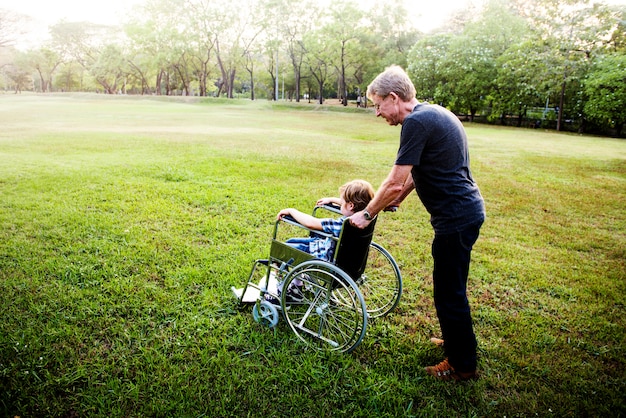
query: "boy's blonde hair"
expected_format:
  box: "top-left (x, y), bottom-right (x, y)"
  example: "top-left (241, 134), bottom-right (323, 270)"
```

top-left (340, 179), bottom-right (375, 212)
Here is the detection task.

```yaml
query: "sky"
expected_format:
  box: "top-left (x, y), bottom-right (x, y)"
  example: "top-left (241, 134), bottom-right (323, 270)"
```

top-left (3, 0), bottom-right (484, 36)
top-left (3, 0), bottom-right (626, 48)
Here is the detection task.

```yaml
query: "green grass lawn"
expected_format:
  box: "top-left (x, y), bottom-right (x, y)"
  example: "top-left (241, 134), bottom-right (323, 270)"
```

top-left (1, 94), bottom-right (624, 417)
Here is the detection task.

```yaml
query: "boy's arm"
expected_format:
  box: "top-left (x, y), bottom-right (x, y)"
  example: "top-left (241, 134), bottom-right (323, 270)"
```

top-left (277, 208), bottom-right (323, 230)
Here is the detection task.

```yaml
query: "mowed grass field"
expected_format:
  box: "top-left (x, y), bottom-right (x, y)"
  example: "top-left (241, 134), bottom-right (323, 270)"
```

top-left (0, 94), bottom-right (624, 417)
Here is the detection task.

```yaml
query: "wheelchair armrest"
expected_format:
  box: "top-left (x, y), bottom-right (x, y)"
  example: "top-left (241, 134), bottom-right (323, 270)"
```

top-left (275, 215), bottom-right (335, 239)
top-left (313, 203), bottom-right (342, 217)
top-left (279, 214), bottom-right (303, 228)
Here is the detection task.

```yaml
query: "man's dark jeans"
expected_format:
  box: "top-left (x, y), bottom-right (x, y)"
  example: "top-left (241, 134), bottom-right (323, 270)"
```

top-left (432, 221), bottom-right (483, 373)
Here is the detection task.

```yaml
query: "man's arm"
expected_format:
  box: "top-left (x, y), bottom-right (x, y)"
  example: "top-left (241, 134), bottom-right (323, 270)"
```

top-left (350, 164), bottom-right (413, 228)
top-left (388, 172), bottom-right (415, 208)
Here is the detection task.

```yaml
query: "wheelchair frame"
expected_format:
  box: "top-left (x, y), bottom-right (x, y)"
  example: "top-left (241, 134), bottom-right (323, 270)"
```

top-left (232, 204), bottom-right (402, 353)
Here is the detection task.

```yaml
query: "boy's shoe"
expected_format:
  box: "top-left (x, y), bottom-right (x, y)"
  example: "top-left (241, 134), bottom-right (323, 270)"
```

top-left (284, 285), bottom-right (304, 303)
top-left (264, 293), bottom-right (281, 305)
top-left (424, 358), bottom-right (478, 381)
top-left (265, 285), bottom-right (304, 305)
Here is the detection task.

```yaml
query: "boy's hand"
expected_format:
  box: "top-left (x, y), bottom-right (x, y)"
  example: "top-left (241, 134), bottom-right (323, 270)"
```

top-left (316, 197), bottom-right (333, 207)
top-left (277, 208), bottom-right (291, 220)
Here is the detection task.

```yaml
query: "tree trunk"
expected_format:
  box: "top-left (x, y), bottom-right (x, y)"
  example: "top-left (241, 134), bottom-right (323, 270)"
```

top-left (174, 65), bottom-right (189, 96)
top-left (215, 45), bottom-right (230, 98)
top-left (246, 64), bottom-right (255, 100)
top-left (35, 69), bottom-right (45, 92)
top-left (228, 69), bottom-right (236, 98)
top-left (294, 71), bottom-right (300, 102)
top-left (318, 79), bottom-right (324, 104)
top-left (156, 70), bottom-right (164, 95)
top-left (557, 80), bottom-right (566, 132)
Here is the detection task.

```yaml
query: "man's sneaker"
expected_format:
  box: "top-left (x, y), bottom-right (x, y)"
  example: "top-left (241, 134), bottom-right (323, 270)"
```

top-left (430, 337), bottom-right (445, 347)
top-left (424, 358), bottom-right (478, 381)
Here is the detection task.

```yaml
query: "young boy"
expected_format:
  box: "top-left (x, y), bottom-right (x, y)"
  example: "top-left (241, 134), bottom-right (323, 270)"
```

top-left (277, 179), bottom-right (375, 262)
top-left (266, 179), bottom-right (374, 304)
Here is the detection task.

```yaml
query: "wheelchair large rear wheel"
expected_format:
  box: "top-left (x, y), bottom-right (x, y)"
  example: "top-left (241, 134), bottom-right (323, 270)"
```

top-left (281, 260), bottom-right (367, 353)
top-left (357, 242), bottom-right (402, 318)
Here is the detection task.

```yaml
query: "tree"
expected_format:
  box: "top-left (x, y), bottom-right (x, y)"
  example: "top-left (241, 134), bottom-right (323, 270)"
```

top-left (4, 50), bottom-right (31, 93)
top-left (185, 0), bottom-right (220, 97)
top-left (365, 0), bottom-right (420, 72)
top-left (124, 47), bottom-right (156, 95)
top-left (125, 0), bottom-right (208, 96)
top-left (0, 9), bottom-right (26, 49)
top-left (49, 21), bottom-right (124, 93)
top-left (408, 34), bottom-right (454, 104)
top-left (55, 61), bottom-right (84, 92)
top-left (324, 0), bottom-right (367, 105)
top-left (515, 0), bottom-right (615, 130)
top-left (607, 5), bottom-right (626, 52)
top-left (206, 1), bottom-right (263, 98)
top-left (263, 39), bottom-right (280, 100)
top-left (91, 44), bottom-right (128, 94)
top-left (303, 30), bottom-right (332, 105)
top-left (583, 53), bottom-right (626, 136)
top-left (494, 40), bottom-right (553, 126)
top-left (259, 0), bottom-right (317, 102)
top-left (446, 0), bottom-right (530, 120)
top-left (25, 47), bottom-right (63, 92)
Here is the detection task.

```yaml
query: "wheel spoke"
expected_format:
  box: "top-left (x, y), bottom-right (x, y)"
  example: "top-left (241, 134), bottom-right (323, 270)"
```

top-left (281, 261), bottom-right (367, 353)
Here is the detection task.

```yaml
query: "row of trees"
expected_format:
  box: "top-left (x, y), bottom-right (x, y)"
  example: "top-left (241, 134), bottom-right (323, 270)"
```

top-left (1, 0), bottom-right (414, 102)
top-left (1, 0), bottom-right (625, 136)
top-left (409, 0), bottom-right (626, 135)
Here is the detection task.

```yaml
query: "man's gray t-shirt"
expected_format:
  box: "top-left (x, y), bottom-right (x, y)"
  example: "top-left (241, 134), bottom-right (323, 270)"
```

top-left (395, 103), bottom-right (485, 234)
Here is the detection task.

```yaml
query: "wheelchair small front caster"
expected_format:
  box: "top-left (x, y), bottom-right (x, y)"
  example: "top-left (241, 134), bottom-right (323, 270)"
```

top-left (252, 300), bottom-right (279, 328)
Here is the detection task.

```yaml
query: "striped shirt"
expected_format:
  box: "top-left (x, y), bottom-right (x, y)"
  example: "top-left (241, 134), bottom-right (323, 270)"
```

top-left (308, 217), bottom-right (345, 261)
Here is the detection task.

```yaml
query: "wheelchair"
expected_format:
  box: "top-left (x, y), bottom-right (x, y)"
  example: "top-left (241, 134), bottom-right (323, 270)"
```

top-left (232, 204), bottom-right (402, 353)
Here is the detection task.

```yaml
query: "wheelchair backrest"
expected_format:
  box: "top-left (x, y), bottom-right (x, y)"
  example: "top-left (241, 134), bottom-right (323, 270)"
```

top-left (333, 217), bottom-right (377, 280)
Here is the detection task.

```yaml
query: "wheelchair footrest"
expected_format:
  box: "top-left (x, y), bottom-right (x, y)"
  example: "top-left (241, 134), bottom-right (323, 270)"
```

top-left (232, 272), bottom-right (281, 304)
top-left (231, 286), bottom-right (260, 303)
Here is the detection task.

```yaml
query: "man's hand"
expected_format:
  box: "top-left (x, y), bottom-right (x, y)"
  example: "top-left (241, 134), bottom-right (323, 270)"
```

top-left (349, 211), bottom-right (372, 229)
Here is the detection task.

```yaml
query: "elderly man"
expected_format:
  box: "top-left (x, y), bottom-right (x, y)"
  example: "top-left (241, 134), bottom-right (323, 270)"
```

top-left (350, 65), bottom-right (485, 381)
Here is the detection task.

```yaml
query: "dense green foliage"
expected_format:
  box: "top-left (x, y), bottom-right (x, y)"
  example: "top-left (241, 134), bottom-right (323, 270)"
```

top-left (0, 94), bottom-right (624, 417)
top-left (583, 53), bottom-right (626, 135)
top-left (408, 0), bottom-right (626, 135)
